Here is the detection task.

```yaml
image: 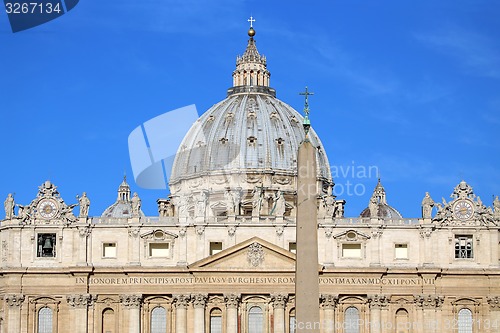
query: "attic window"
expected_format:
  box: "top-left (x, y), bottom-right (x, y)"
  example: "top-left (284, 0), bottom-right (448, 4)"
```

top-left (210, 242), bottom-right (223, 255)
top-left (247, 136), bottom-right (257, 145)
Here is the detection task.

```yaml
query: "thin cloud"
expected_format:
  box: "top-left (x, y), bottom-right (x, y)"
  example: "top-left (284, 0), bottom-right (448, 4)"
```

top-left (415, 26), bottom-right (500, 79)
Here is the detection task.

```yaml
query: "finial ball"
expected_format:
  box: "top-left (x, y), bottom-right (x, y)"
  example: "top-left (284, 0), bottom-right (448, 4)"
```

top-left (248, 27), bottom-right (255, 37)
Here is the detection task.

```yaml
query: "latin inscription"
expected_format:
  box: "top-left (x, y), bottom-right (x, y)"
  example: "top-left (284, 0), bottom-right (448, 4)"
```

top-left (76, 276), bottom-right (434, 286)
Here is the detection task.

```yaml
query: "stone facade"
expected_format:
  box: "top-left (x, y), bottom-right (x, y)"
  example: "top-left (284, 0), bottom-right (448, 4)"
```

top-left (1, 24), bottom-right (499, 333)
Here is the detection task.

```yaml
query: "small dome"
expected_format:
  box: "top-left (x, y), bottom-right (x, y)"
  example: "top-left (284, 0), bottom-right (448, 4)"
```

top-left (102, 177), bottom-right (144, 218)
top-left (360, 179), bottom-right (402, 219)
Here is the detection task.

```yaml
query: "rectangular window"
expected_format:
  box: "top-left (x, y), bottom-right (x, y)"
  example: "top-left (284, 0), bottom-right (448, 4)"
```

top-left (209, 242), bottom-right (222, 255)
top-left (289, 242), bottom-right (297, 254)
top-left (102, 243), bottom-right (116, 258)
top-left (455, 236), bottom-right (473, 259)
top-left (37, 234), bottom-right (56, 258)
top-left (342, 243), bottom-right (361, 258)
top-left (149, 243), bottom-right (170, 257)
top-left (395, 244), bottom-right (408, 259)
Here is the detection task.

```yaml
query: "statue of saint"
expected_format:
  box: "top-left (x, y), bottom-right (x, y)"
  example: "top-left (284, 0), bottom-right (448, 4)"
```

top-left (196, 192), bottom-right (207, 217)
top-left (252, 186), bottom-right (263, 216)
top-left (231, 190), bottom-right (242, 216)
top-left (334, 201), bottom-right (345, 218)
top-left (421, 192), bottom-right (434, 219)
top-left (494, 196), bottom-right (500, 219)
top-left (323, 195), bottom-right (335, 217)
top-left (369, 196), bottom-right (378, 218)
top-left (77, 192), bottom-right (90, 218)
top-left (131, 192), bottom-right (141, 216)
top-left (225, 190), bottom-right (235, 215)
top-left (4, 193), bottom-right (14, 219)
top-left (272, 191), bottom-right (286, 217)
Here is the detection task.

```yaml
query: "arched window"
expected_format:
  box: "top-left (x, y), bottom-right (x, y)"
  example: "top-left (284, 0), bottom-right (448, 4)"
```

top-left (396, 308), bottom-right (410, 333)
top-left (210, 308), bottom-right (222, 333)
top-left (289, 308), bottom-right (296, 333)
top-left (102, 308), bottom-right (115, 333)
top-left (458, 308), bottom-right (473, 333)
top-left (248, 306), bottom-right (264, 333)
top-left (38, 307), bottom-right (53, 333)
top-left (150, 306), bottom-right (167, 333)
top-left (344, 307), bottom-right (360, 333)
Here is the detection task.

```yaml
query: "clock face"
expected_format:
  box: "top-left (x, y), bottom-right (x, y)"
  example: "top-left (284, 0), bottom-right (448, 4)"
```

top-left (453, 200), bottom-right (474, 220)
top-left (38, 199), bottom-right (58, 219)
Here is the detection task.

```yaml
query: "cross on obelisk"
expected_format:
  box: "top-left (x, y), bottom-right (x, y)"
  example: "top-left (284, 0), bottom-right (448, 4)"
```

top-left (299, 86), bottom-right (314, 136)
top-left (295, 87), bottom-right (320, 333)
top-left (299, 86), bottom-right (314, 117)
top-left (248, 15), bottom-right (255, 27)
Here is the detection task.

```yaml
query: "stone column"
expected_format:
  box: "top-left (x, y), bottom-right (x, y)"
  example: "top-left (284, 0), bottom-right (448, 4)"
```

top-left (370, 229), bottom-right (382, 266)
top-left (320, 294), bottom-right (338, 333)
top-left (488, 297), bottom-right (500, 333)
top-left (5, 294), bottom-right (24, 333)
top-left (368, 295), bottom-right (388, 333)
top-left (192, 294), bottom-right (207, 333)
top-left (67, 294), bottom-right (95, 333)
top-left (174, 294), bottom-right (191, 333)
top-left (224, 294), bottom-right (240, 333)
top-left (120, 294), bottom-right (142, 333)
top-left (272, 294), bottom-right (288, 333)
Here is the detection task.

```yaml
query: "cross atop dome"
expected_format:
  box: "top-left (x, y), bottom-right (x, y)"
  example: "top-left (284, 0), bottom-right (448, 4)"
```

top-left (229, 18), bottom-right (273, 96)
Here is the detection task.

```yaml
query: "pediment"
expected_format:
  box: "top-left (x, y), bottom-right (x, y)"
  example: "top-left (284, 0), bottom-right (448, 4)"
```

top-left (333, 230), bottom-right (370, 241)
top-left (189, 237), bottom-right (296, 272)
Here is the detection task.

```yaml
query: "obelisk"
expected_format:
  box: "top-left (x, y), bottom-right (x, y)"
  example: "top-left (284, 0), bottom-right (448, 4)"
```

top-left (295, 87), bottom-right (320, 332)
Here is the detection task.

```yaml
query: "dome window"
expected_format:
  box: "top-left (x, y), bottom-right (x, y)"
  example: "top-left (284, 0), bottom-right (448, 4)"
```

top-left (207, 115), bottom-right (215, 122)
top-left (276, 138), bottom-right (285, 146)
top-left (219, 138), bottom-right (228, 144)
top-left (247, 136), bottom-right (257, 145)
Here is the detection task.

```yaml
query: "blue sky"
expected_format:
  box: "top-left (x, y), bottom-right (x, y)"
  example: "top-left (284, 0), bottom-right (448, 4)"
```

top-left (1, 0), bottom-right (499, 218)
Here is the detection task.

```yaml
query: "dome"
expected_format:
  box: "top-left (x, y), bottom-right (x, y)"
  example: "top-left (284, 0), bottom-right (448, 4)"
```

top-left (169, 93), bottom-right (331, 183)
top-left (102, 177), bottom-right (144, 218)
top-left (360, 180), bottom-right (402, 219)
top-left (169, 26), bottom-right (331, 192)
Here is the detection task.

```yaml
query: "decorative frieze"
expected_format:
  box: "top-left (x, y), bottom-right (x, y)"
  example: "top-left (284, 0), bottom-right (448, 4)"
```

top-left (224, 293), bottom-right (240, 309)
top-left (4, 294), bottom-right (24, 307)
top-left (320, 294), bottom-right (338, 309)
top-left (66, 294), bottom-right (96, 308)
top-left (191, 294), bottom-right (208, 308)
top-left (271, 294), bottom-right (288, 309)
top-left (120, 294), bottom-right (142, 308)
top-left (174, 294), bottom-right (191, 309)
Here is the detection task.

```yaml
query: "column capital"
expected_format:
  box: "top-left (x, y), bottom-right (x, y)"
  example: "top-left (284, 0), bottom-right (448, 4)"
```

top-left (271, 294), bottom-right (288, 309)
top-left (413, 294), bottom-right (444, 308)
top-left (174, 294), bottom-right (191, 309)
top-left (66, 294), bottom-right (96, 308)
top-left (4, 293), bottom-right (25, 307)
top-left (224, 293), bottom-right (240, 309)
top-left (487, 296), bottom-right (500, 310)
top-left (368, 294), bottom-right (389, 309)
top-left (320, 294), bottom-right (339, 309)
top-left (191, 294), bottom-right (208, 308)
top-left (120, 294), bottom-right (142, 308)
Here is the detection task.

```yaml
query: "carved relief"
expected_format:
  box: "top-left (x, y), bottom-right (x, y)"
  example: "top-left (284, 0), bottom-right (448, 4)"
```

top-left (368, 294), bottom-right (389, 308)
top-left (247, 242), bottom-right (265, 267)
top-left (271, 294), bottom-right (288, 309)
top-left (191, 294), bottom-right (208, 308)
top-left (120, 294), bottom-right (142, 308)
top-left (487, 296), bottom-right (500, 310)
top-left (224, 293), bottom-right (240, 308)
top-left (320, 294), bottom-right (338, 309)
top-left (174, 294), bottom-right (191, 309)
top-left (414, 295), bottom-right (444, 308)
top-left (4, 294), bottom-right (24, 307)
top-left (67, 294), bottom-right (96, 308)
